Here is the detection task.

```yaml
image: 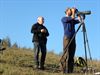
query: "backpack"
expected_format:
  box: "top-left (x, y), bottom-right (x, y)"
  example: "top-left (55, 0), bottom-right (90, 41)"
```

top-left (75, 57), bottom-right (87, 67)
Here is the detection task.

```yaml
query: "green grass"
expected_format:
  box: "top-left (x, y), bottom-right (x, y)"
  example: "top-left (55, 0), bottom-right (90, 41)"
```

top-left (0, 47), bottom-right (100, 75)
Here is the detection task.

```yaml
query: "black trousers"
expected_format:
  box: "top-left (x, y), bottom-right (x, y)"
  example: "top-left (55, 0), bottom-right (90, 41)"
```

top-left (34, 41), bottom-right (46, 68)
top-left (63, 36), bottom-right (76, 73)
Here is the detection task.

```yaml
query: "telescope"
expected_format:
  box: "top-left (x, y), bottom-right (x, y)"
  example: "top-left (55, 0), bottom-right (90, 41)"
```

top-left (75, 9), bottom-right (91, 16)
top-left (77, 11), bottom-right (91, 15)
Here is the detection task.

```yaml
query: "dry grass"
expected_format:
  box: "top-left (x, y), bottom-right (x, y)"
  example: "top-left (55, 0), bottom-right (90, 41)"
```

top-left (0, 47), bottom-right (100, 75)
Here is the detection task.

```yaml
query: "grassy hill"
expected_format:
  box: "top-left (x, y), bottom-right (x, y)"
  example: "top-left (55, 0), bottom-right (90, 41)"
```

top-left (0, 47), bottom-right (100, 75)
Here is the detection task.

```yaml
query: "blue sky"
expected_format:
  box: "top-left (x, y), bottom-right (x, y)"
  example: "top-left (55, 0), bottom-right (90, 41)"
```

top-left (0, 0), bottom-right (100, 60)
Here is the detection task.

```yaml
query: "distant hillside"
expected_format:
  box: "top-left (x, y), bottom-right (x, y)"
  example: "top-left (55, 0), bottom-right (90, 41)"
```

top-left (0, 47), bottom-right (100, 75)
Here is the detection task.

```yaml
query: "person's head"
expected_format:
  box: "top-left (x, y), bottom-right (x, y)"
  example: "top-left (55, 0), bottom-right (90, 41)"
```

top-left (65, 8), bottom-right (72, 16)
top-left (37, 16), bottom-right (44, 25)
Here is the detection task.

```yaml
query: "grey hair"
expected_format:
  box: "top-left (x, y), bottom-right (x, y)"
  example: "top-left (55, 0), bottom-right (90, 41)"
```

top-left (37, 16), bottom-right (44, 21)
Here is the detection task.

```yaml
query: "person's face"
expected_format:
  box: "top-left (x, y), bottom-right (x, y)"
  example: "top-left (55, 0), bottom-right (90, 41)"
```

top-left (66, 9), bottom-right (72, 16)
top-left (38, 17), bottom-right (44, 25)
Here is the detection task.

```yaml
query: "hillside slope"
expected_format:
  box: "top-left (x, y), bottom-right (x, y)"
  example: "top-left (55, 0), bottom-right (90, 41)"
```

top-left (0, 48), bottom-right (100, 75)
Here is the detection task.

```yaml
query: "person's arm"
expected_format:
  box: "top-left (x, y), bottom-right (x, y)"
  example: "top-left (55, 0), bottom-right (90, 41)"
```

top-left (71, 8), bottom-right (81, 24)
top-left (71, 8), bottom-right (76, 19)
top-left (45, 28), bottom-right (49, 37)
top-left (41, 27), bottom-right (49, 37)
top-left (61, 8), bottom-right (76, 23)
top-left (73, 15), bottom-right (82, 24)
top-left (61, 17), bottom-right (73, 23)
top-left (31, 25), bottom-right (34, 33)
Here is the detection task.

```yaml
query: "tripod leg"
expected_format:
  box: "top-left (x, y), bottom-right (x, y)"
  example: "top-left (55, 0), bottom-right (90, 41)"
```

top-left (83, 24), bottom-right (92, 61)
top-left (81, 23), bottom-right (89, 74)
top-left (82, 23), bottom-right (93, 73)
top-left (82, 23), bottom-right (88, 67)
top-left (85, 31), bottom-right (92, 61)
top-left (84, 28), bottom-right (93, 73)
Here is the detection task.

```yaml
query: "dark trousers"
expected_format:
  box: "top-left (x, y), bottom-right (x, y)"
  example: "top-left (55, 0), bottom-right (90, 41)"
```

top-left (34, 41), bottom-right (46, 68)
top-left (63, 36), bottom-right (76, 73)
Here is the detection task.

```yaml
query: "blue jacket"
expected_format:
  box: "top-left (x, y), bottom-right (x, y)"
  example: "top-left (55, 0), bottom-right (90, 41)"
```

top-left (61, 16), bottom-right (80, 38)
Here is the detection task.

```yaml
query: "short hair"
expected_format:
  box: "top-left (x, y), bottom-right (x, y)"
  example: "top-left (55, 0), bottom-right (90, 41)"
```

top-left (65, 8), bottom-right (72, 14)
top-left (37, 16), bottom-right (44, 21)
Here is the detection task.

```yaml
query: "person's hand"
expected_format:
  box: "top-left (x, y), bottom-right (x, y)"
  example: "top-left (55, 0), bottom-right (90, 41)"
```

top-left (41, 29), bottom-right (46, 33)
top-left (71, 7), bottom-right (76, 19)
top-left (71, 7), bottom-right (76, 14)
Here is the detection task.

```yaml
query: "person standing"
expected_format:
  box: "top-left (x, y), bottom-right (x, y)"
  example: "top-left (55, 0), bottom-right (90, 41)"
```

top-left (61, 8), bottom-right (81, 73)
top-left (31, 16), bottom-right (49, 70)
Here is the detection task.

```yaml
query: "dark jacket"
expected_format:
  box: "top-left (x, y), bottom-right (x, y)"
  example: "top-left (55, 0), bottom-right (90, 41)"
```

top-left (31, 23), bottom-right (49, 43)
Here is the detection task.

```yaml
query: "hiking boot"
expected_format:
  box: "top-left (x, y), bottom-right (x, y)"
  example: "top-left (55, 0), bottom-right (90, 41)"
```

top-left (39, 66), bottom-right (45, 70)
top-left (34, 65), bottom-right (39, 69)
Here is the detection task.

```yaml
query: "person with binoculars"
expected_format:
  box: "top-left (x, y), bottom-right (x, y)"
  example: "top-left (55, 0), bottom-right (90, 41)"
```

top-left (61, 7), bottom-right (81, 73)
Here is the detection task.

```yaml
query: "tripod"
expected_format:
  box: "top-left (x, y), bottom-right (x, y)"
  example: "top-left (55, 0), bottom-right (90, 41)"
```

top-left (82, 20), bottom-right (92, 66)
top-left (60, 15), bottom-right (92, 72)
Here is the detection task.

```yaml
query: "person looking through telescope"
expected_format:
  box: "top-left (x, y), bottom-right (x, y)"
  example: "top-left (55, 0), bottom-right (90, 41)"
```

top-left (61, 7), bottom-right (81, 73)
